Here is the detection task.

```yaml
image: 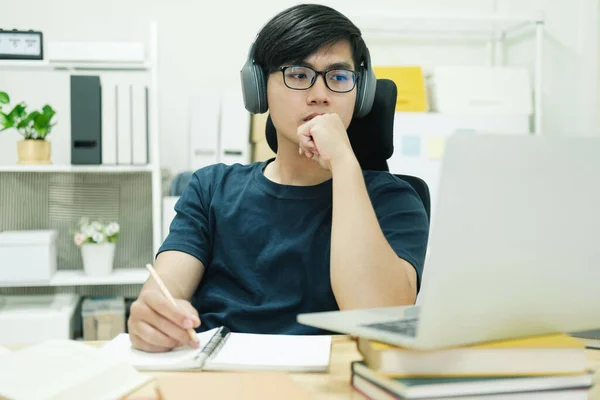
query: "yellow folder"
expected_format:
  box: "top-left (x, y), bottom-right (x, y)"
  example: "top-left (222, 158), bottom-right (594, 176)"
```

top-left (373, 66), bottom-right (428, 112)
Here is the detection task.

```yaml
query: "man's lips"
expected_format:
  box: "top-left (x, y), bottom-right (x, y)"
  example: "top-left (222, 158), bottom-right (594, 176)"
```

top-left (303, 113), bottom-right (324, 122)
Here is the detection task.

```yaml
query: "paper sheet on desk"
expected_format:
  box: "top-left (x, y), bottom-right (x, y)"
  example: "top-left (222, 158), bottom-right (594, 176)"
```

top-left (102, 327), bottom-right (332, 372)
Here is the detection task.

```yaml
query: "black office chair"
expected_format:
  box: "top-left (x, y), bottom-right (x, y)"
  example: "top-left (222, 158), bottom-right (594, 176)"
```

top-left (265, 78), bottom-right (431, 222)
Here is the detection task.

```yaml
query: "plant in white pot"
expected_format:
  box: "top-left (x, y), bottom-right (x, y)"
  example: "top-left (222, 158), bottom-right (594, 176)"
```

top-left (0, 91), bottom-right (57, 164)
top-left (73, 218), bottom-right (120, 277)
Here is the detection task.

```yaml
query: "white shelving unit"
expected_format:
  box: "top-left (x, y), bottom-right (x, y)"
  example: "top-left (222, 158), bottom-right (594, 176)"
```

top-left (352, 11), bottom-right (545, 135)
top-left (0, 164), bottom-right (153, 173)
top-left (0, 22), bottom-right (162, 289)
top-left (0, 269), bottom-right (149, 288)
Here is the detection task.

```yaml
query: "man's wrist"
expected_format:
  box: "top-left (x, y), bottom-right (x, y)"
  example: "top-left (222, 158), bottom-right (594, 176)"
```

top-left (330, 150), bottom-right (360, 175)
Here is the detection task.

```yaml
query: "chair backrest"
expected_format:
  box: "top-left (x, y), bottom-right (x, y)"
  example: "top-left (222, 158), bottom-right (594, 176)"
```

top-left (265, 78), bottom-right (431, 221)
top-left (394, 174), bottom-right (431, 222)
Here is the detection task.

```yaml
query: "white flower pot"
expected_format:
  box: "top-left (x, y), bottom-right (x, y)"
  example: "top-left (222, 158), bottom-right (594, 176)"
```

top-left (80, 243), bottom-right (116, 276)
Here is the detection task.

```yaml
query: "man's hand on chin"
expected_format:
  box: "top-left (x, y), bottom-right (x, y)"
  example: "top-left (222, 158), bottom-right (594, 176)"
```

top-left (296, 113), bottom-right (357, 171)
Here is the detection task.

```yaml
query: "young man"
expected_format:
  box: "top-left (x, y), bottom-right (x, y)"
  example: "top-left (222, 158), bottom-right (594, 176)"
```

top-left (128, 4), bottom-right (429, 352)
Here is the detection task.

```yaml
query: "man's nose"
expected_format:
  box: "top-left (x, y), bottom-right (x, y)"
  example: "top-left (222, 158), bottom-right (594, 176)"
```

top-left (307, 74), bottom-right (330, 105)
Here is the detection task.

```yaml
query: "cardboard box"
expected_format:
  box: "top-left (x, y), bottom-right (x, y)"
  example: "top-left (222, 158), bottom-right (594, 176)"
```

top-left (251, 112), bottom-right (270, 143)
top-left (252, 140), bottom-right (276, 162)
top-left (82, 297), bottom-right (126, 341)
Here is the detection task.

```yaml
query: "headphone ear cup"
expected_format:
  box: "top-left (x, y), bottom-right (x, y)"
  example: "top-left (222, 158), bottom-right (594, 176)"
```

top-left (254, 65), bottom-right (268, 114)
top-left (354, 44), bottom-right (377, 118)
top-left (240, 42), bottom-right (268, 114)
top-left (354, 66), bottom-right (376, 118)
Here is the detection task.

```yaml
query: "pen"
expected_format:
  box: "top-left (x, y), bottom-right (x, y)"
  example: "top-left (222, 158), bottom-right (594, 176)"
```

top-left (145, 263), bottom-right (197, 342)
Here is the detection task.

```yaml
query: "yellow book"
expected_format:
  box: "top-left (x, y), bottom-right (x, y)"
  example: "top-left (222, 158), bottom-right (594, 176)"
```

top-left (373, 66), bottom-right (428, 112)
top-left (358, 334), bottom-right (586, 377)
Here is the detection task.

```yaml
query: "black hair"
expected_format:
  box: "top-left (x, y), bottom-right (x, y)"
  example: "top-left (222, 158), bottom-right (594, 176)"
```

top-left (254, 4), bottom-right (366, 73)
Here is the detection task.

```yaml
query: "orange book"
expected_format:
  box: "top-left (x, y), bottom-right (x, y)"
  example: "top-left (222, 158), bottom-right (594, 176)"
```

top-left (373, 66), bottom-right (428, 112)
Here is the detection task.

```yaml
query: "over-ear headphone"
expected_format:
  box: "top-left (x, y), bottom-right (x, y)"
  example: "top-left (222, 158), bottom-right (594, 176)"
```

top-left (240, 36), bottom-right (377, 118)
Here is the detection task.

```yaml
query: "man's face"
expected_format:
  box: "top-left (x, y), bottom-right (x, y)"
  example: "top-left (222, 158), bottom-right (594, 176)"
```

top-left (266, 40), bottom-right (357, 147)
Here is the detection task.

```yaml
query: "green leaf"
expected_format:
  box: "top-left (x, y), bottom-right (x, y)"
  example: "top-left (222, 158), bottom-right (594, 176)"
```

top-left (0, 92), bottom-right (9, 105)
top-left (1, 113), bottom-right (14, 130)
top-left (42, 105), bottom-right (55, 119)
top-left (34, 113), bottom-right (49, 138)
top-left (17, 111), bottom-right (38, 129)
top-left (9, 103), bottom-right (27, 119)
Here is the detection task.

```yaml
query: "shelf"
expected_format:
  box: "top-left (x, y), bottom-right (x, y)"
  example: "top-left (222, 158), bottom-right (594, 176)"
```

top-left (0, 164), bottom-right (154, 173)
top-left (0, 60), bottom-right (152, 71)
top-left (352, 11), bottom-right (543, 39)
top-left (0, 268), bottom-right (149, 288)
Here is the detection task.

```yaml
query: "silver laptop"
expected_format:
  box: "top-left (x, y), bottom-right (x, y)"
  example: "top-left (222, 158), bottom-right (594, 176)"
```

top-left (297, 133), bottom-right (600, 350)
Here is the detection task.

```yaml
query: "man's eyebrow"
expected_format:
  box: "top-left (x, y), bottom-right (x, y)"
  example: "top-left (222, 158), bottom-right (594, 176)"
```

top-left (296, 60), bottom-right (354, 70)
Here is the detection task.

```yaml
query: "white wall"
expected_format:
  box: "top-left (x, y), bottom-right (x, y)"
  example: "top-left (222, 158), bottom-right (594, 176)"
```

top-left (0, 0), bottom-right (597, 173)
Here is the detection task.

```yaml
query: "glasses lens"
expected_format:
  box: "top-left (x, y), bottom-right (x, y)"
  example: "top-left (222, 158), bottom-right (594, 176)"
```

top-left (283, 66), bottom-right (315, 89)
top-left (326, 70), bottom-right (356, 92)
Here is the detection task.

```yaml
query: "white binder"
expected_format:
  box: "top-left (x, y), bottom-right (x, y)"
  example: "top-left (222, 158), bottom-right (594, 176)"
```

top-left (219, 89), bottom-right (250, 165)
top-left (189, 91), bottom-right (220, 169)
top-left (162, 196), bottom-right (179, 240)
top-left (131, 84), bottom-right (148, 165)
top-left (101, 80), bottom-right (117, 165)
top-left (116, 84), bottom-right (133, 165)
top-left (432, 66), bottom-right (532, 115)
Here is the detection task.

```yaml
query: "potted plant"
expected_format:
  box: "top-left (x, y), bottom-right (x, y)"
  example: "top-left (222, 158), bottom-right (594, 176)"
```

top-left (73, 218), bottom-right (120, 277)
top-left (0, 91), bottom-right (57, 164)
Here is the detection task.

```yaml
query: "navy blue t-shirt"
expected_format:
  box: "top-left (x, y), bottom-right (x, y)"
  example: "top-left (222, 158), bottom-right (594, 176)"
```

top-left (158, 159), bottom-right (429, 334)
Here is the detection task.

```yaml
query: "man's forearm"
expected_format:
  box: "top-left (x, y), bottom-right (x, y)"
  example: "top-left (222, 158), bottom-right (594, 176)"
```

top-left (330, 155), bottom-right (417, 309)
top-left (142, 250), bottom-right (205, 300)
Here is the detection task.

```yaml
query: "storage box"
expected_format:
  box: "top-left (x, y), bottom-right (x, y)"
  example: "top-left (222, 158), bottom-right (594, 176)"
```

top-left (82, 297), bottom-right (126, 341)
top-left (0, 294), bottom-right (80, 345)
top-left (0, 230), bottom-right (57, 283)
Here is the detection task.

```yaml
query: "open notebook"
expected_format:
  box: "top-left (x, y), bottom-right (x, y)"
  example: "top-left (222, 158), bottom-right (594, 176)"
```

top-left (0, 340), bottom-right (151, 400)
top-left (102, 326), bottom-right (332, 372)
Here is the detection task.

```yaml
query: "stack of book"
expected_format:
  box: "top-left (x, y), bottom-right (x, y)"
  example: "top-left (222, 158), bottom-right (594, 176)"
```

top-left (351, 334), bottom-right (594, 399)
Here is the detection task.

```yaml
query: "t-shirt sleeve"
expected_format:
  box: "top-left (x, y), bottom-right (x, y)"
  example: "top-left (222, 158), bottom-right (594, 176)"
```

top-left (157, 171), bottom-right (212, 266)
top-left (370, 177), bottom-right (429, 292)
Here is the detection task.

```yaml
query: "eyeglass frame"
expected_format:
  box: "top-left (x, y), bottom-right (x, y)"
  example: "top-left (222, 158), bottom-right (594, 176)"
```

top-left (276, 65), bottom-right (358, 93)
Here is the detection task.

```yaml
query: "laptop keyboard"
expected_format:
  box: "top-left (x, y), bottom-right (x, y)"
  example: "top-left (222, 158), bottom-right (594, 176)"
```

top-left (361, 318), bottom-right (419, 337)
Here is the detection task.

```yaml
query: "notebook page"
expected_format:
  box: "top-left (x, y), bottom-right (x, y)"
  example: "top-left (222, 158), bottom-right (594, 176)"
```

top-left (0, 340), bottom-right (150, 400)
top-left (102, 328), bottom-right (219, 370)
top-left (205, 333), bottom-right (332, 372)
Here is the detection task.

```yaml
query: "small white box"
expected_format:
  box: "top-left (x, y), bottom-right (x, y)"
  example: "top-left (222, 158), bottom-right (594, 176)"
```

top-left (0, 230), bottom-right (57, 283)
top-left (0, 294), bottom-right (80, 345)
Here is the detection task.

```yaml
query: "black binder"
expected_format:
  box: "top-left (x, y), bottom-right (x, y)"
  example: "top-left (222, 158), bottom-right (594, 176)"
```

top-left (70, 75), bottom-right (102, 165)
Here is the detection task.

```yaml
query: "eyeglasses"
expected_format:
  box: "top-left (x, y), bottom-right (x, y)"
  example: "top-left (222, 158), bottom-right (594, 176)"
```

top-left (278, 65), bottom-right (357, 93)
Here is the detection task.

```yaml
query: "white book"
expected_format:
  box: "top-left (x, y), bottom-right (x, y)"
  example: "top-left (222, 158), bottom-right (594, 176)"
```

top-left (101, 80), bottom-right (117, 165)
top-left (219, 90), bottom-right (250, 165)
top-left (162, 196), bottom-right (179, 240)
top-left (102, 326), bottom-right (332, 372)
top-left (189, 92), bottom-right (220, 169)
top-left (131, 84), bottom-right (148, 165)
top-left (0, 340), bottom-right (150, 400)
top-left (116, 84), bottom-right (132, 165)
top-left (432, 66), bottom-right (532, 115)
